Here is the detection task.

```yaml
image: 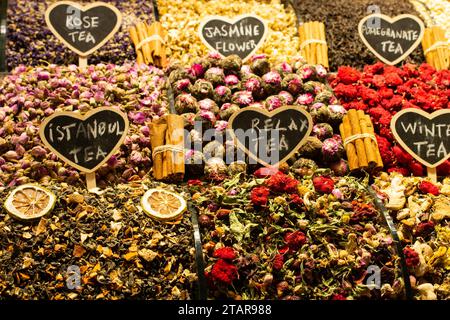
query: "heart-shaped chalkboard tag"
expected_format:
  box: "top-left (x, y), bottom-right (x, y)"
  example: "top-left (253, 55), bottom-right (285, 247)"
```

top-left (45, 1), bottom-right (122, 57)
top-left (358, 14), bottom-right (424, 65)
top-left (228, 106), bottom-right (313, 167)
top-left (391, 109), bottom-right (450, 168)
top-left (39, 107), bottom-right (129, 173)
top-left (199, 14), bottom-right (268, 61)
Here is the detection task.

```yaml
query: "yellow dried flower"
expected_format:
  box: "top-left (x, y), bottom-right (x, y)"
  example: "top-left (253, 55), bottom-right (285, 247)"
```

top-left (158, 0), bottom-right (300, 64)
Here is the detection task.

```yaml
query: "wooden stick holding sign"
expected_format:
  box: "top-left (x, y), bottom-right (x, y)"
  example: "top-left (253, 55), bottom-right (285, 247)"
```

top-left (391, 109), bottom-right (450, 183)
top-left (39, 107), bottom-right (129, 192)
top-left (45, 1), bottom-right (122, 68)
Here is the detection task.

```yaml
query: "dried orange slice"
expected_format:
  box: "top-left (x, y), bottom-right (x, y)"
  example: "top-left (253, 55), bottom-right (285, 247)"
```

top-left (141, 189), bottom-right (186, 221)
top-left (4, 184), bottom-right (56, 221)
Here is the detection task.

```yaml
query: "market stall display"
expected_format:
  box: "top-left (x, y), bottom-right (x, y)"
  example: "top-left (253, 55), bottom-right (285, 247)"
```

top-left (168, 53), bottom-right (347, 172)
top-left (0, 0), bottom-right (449, 303)
top-left (0, 63), bottom-right (168, 187)
top-left (289, 0), bottom-right (425, 70)
top-left (6, 0), bottom-right (155, 70)
top-left (190, 172), bottom-right (406, 299)
top-left (373, 172), bottom-right (450, 300)
top-left (158, 0), bottom-right (300, 64)
top-left (0, 180), bottom-right (196, 299)
top-left (330, 62), bottom-right (450, 176)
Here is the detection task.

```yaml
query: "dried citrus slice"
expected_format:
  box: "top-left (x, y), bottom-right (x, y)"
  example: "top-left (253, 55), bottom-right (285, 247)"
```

top-left (4, 184), bottom-right (56, 221)
top-left (141, 189), bottom-right (186, 221)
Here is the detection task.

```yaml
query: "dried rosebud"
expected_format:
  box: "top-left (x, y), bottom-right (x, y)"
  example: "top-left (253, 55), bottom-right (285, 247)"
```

top-left (198, 214), bottom-right (214, 229)
top-left (30, 146), bottom-right (47, 159)
top-left (174, 79), bottom-right (192, 95)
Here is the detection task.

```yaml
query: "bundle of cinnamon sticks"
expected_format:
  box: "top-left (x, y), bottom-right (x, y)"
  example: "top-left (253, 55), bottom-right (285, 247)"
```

top-left (149, 114), bottom-right (185, 181)
top-left (422, 26), bottom-right (449, 71)
top-left (129, 21), bottom-right (168, 68)
top-left (299, 21), bottom-right (329, 68)
top-left (339, 109), bottom-right (383, 173)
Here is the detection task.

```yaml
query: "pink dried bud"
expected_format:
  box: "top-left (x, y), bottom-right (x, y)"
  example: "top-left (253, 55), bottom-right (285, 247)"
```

top-left (251, 54), bottom-right (267, 62)
top-left (176, 79), bottom-right (191, 91)
top-left (130, 150), bottom-right (144, 165)
top-left (79, 91), bottom-right (93, 100)
top-left (37, 71), bottom-right (50, 81)
top-left (20, 160), bottom-right (31, 169)
top-left (225, 75), bottom-right (239, 86)
top-left (15, 144), bottom-right (26, 157)
top-left (140, 126), bottom-right (150, 137)
top-left (262, 71), bottom-right (282, 85)
top-left (3, 151), bottom-right (19, 161)
top-left (30, 146), bottom-right (47, 158)
top-left (296, 93), bottom-right (314, 105)
top-left (215, 85), bottom-right (228, 96)
top-left (44, 108), bottom-right (54, 117)
top-left (18, 132), bottom-right (29, 145)
top-left (316, 65), bottom-right (327, 77)
top-left (215, 120), bottom-right (228, 132)
top-left (190, 64), bottom-right (205, 78)
top-left (245, 78), bottom-right (261, 92)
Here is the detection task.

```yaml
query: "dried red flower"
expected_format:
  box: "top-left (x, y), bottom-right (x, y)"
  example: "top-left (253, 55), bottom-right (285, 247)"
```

top-left (273, 254), bottom-right (284, 271)
top-left (266, 172), bottom-right (299, 194)
top-left (331, 294), bottom-right (347, 300)
top-left (418, 181), bottom-right (440, 196)
top-left (187, 179), bottom-right (203, 186)
top-left (213, 247), bottom-right (236, 261)
top-left (250, 186), bottom-right (270, 206)
top-left (284, 231), bottom-right (307, 250)
top-left (351, 201), bottom-right (378, 223)
top-left (337, 66), bottom-right (361, 84)
top-left (392, 146), bottom-right (413, 165)
top-left (403, 247), bottom-right (420, 268)
top-left (210, 259), bottom-right (238, 285)
top-left (415, 221), bottom-right (435, 237)
top-left (312, 176), bottom-right (334, 194)
top-left (289, 194), bottom-right (304, 207)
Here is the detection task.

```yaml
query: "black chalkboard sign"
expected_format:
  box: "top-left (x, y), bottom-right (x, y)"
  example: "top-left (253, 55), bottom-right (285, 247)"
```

top-left (391, 109), bottom-right (450, 168)
top-left (39, 107), bottom-right (129, 173)
top-left (45, 1), bottom-right (122, 57)
top-left (228, 106), bottom-right (312, 167)
top-left (358, 14), bottom-right (424, 65)
top-left (199, 14), bottom-right (268, 62)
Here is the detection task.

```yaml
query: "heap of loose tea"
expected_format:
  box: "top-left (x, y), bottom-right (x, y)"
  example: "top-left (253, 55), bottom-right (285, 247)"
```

top-left (373, 172), bottom-right (450, 300)
top-left (0, 180), bottom-right (196, 299)
top-left (289, 0), bottom-right (425, 70)
top-left (190, 171), bottom-right (405, 300)
top-left (0, 63), bottom-right (168, 187)
top-left (6, 0), bottom-right (155, 70)
top-left (169, 53), bottom-right (348, 178)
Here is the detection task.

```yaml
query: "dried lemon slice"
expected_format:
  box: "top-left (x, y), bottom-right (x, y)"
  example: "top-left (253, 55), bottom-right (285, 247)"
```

top-left (4, 184), bottom-right (56, 221)
top-left (141, 189), bottom-right (186, 221)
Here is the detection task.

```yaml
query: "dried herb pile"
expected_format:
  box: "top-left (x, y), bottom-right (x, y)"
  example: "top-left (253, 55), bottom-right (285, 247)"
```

top-left (289, 0), bottom-right (425, 70)
top-left (6, 0), bottom-right (155, 70)
top-left (0, 63), bottom-right (168, 188)
top-left (0, 180), bottom-right (196, 299)
top-left (373, 173), bottom-right (450, 300)
top-left (190, 171), bottom-right (405, 300)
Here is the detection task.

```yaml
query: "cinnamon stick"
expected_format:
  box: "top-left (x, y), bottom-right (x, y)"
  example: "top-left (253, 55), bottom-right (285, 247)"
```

top-left (165, 114), bottom-right (185, 180)
top-left (357, 110), bottom-right (377, 168)
top-left (137, 22), bottom-right (152, 65)
top-left (129, 26), bottom-right (144, 64)
top-left (364, 114), bottom-right (383, 168)
top-left (149, 118), bottom-right (167, 180)
top-left (340, 116), bottom-right (359, 171)
top-left (347, 109), bottom-right (368, 169)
